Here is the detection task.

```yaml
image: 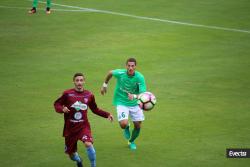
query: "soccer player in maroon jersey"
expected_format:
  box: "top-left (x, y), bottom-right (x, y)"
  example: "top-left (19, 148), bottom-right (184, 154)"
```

top-left (54, 73), bottom-right (113, 167)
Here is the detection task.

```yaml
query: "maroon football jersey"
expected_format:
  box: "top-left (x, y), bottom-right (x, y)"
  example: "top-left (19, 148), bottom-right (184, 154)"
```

top-left (54, 88), bottom-right (110, 137)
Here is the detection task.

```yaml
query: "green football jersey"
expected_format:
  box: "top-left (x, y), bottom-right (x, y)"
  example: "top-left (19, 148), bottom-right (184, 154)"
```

top-left (112, 69), bottom-right (146, 106)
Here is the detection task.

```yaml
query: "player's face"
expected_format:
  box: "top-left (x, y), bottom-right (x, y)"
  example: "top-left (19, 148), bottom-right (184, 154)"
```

top-left (126, 61), bottom-right (136, 75)
top-left (74, 76), bottom-right (85, 91)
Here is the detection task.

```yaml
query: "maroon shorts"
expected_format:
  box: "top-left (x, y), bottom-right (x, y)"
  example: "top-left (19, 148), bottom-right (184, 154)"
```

top-left (64, 128), bottom-right (93, 155)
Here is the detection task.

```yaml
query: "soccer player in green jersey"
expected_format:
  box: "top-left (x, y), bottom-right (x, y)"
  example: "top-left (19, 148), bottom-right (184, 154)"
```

top-left (28, 0), bottom-right (51, 14)
top-left (101, 58), bottom-right (146, 150)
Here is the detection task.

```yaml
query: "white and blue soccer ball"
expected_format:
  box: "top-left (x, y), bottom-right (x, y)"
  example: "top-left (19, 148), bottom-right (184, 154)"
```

top-left (137, 92), bottom-right (156, 111)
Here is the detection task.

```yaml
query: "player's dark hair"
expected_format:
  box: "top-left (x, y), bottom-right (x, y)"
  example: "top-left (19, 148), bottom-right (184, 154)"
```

top-left (126, 58), bottom-right (137, 65)
top-left (73, 72), bottom-right (84, 80)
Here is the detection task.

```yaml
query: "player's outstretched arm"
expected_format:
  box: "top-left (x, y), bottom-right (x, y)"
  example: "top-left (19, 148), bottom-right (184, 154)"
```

top-left (89, 94), bottom-right (113, 121)
top-left (107, 114), bottom-right (114, 122)
top-left (101, 70), bottom-right (113, 95)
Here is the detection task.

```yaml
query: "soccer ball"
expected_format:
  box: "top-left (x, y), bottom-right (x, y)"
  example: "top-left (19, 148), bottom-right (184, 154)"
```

top-left (137, 92), bottom-right (156, 111)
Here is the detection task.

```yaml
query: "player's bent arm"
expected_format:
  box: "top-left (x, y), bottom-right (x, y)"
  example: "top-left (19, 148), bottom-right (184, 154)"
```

top-left (54, 100), bottom-right (64, 113)
top-left (54, 93), bottom-right (70, 113)
top-left (62, 106), bottom-right (70, 113)
top-left (101, 70), bottom-right (113, 95)
top-left (104, 70), bottom-right (113, 84)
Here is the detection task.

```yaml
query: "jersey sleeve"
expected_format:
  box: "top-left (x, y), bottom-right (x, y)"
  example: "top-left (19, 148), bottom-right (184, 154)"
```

top-left (54, 92), bottom-right (67, 113)
top-left (112, 69), bottom-right (124, 78)
top-left (138, 74), bottom-right (147, 93)
top-left (89, 94), bottom-right (110, 118)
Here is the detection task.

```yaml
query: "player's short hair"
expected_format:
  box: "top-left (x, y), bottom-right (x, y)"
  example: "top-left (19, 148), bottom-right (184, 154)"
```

top-left (126, 58), bottom-right (137, 65)
top-left (73, 72), bottom-right (84, 80)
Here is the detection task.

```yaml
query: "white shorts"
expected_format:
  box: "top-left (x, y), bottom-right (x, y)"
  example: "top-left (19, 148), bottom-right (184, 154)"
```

top-left (116, 105), bottom-right (145, 122)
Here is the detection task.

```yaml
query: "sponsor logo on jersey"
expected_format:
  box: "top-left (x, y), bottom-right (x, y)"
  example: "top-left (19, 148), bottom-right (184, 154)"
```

top-left (74, 112), bottom-right (82, 120)
top-left (71, 101), bottom-right (88, 111)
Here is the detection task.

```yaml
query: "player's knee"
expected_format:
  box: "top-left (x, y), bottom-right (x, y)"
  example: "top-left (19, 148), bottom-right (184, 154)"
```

top-left (135, 124), bottom-right (141, 129)
top-left (120, 124), bottom-right (128, 129)
top-left (119, 120), bottom-right (128, 129)
top-left (84, 141), bottom-right (93, 148)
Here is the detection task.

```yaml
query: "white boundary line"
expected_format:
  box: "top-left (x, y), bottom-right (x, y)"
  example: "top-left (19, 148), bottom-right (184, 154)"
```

top-left (4, 1), bottom-right (250, 34)
top-left (0, 5), bottom-right (29, 10)
top-left (0, 5), bottom-right (92, 12)
top-left (53, 8), bottom-right (93, 12)
top-left (45, 1), bottom-right (250, 34)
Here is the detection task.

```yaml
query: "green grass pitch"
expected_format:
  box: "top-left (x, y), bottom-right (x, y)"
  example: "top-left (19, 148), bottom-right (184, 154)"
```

top-left (0, 0), bottom-right (250, 166)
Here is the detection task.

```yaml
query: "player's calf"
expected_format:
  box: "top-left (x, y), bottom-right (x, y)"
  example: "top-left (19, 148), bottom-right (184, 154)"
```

top-left (86, 145), bottom-right (96, 167)
top-left (70, 152), bottom-right (83, 167)
top-left (123, 124), bottom-right (130, 140)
